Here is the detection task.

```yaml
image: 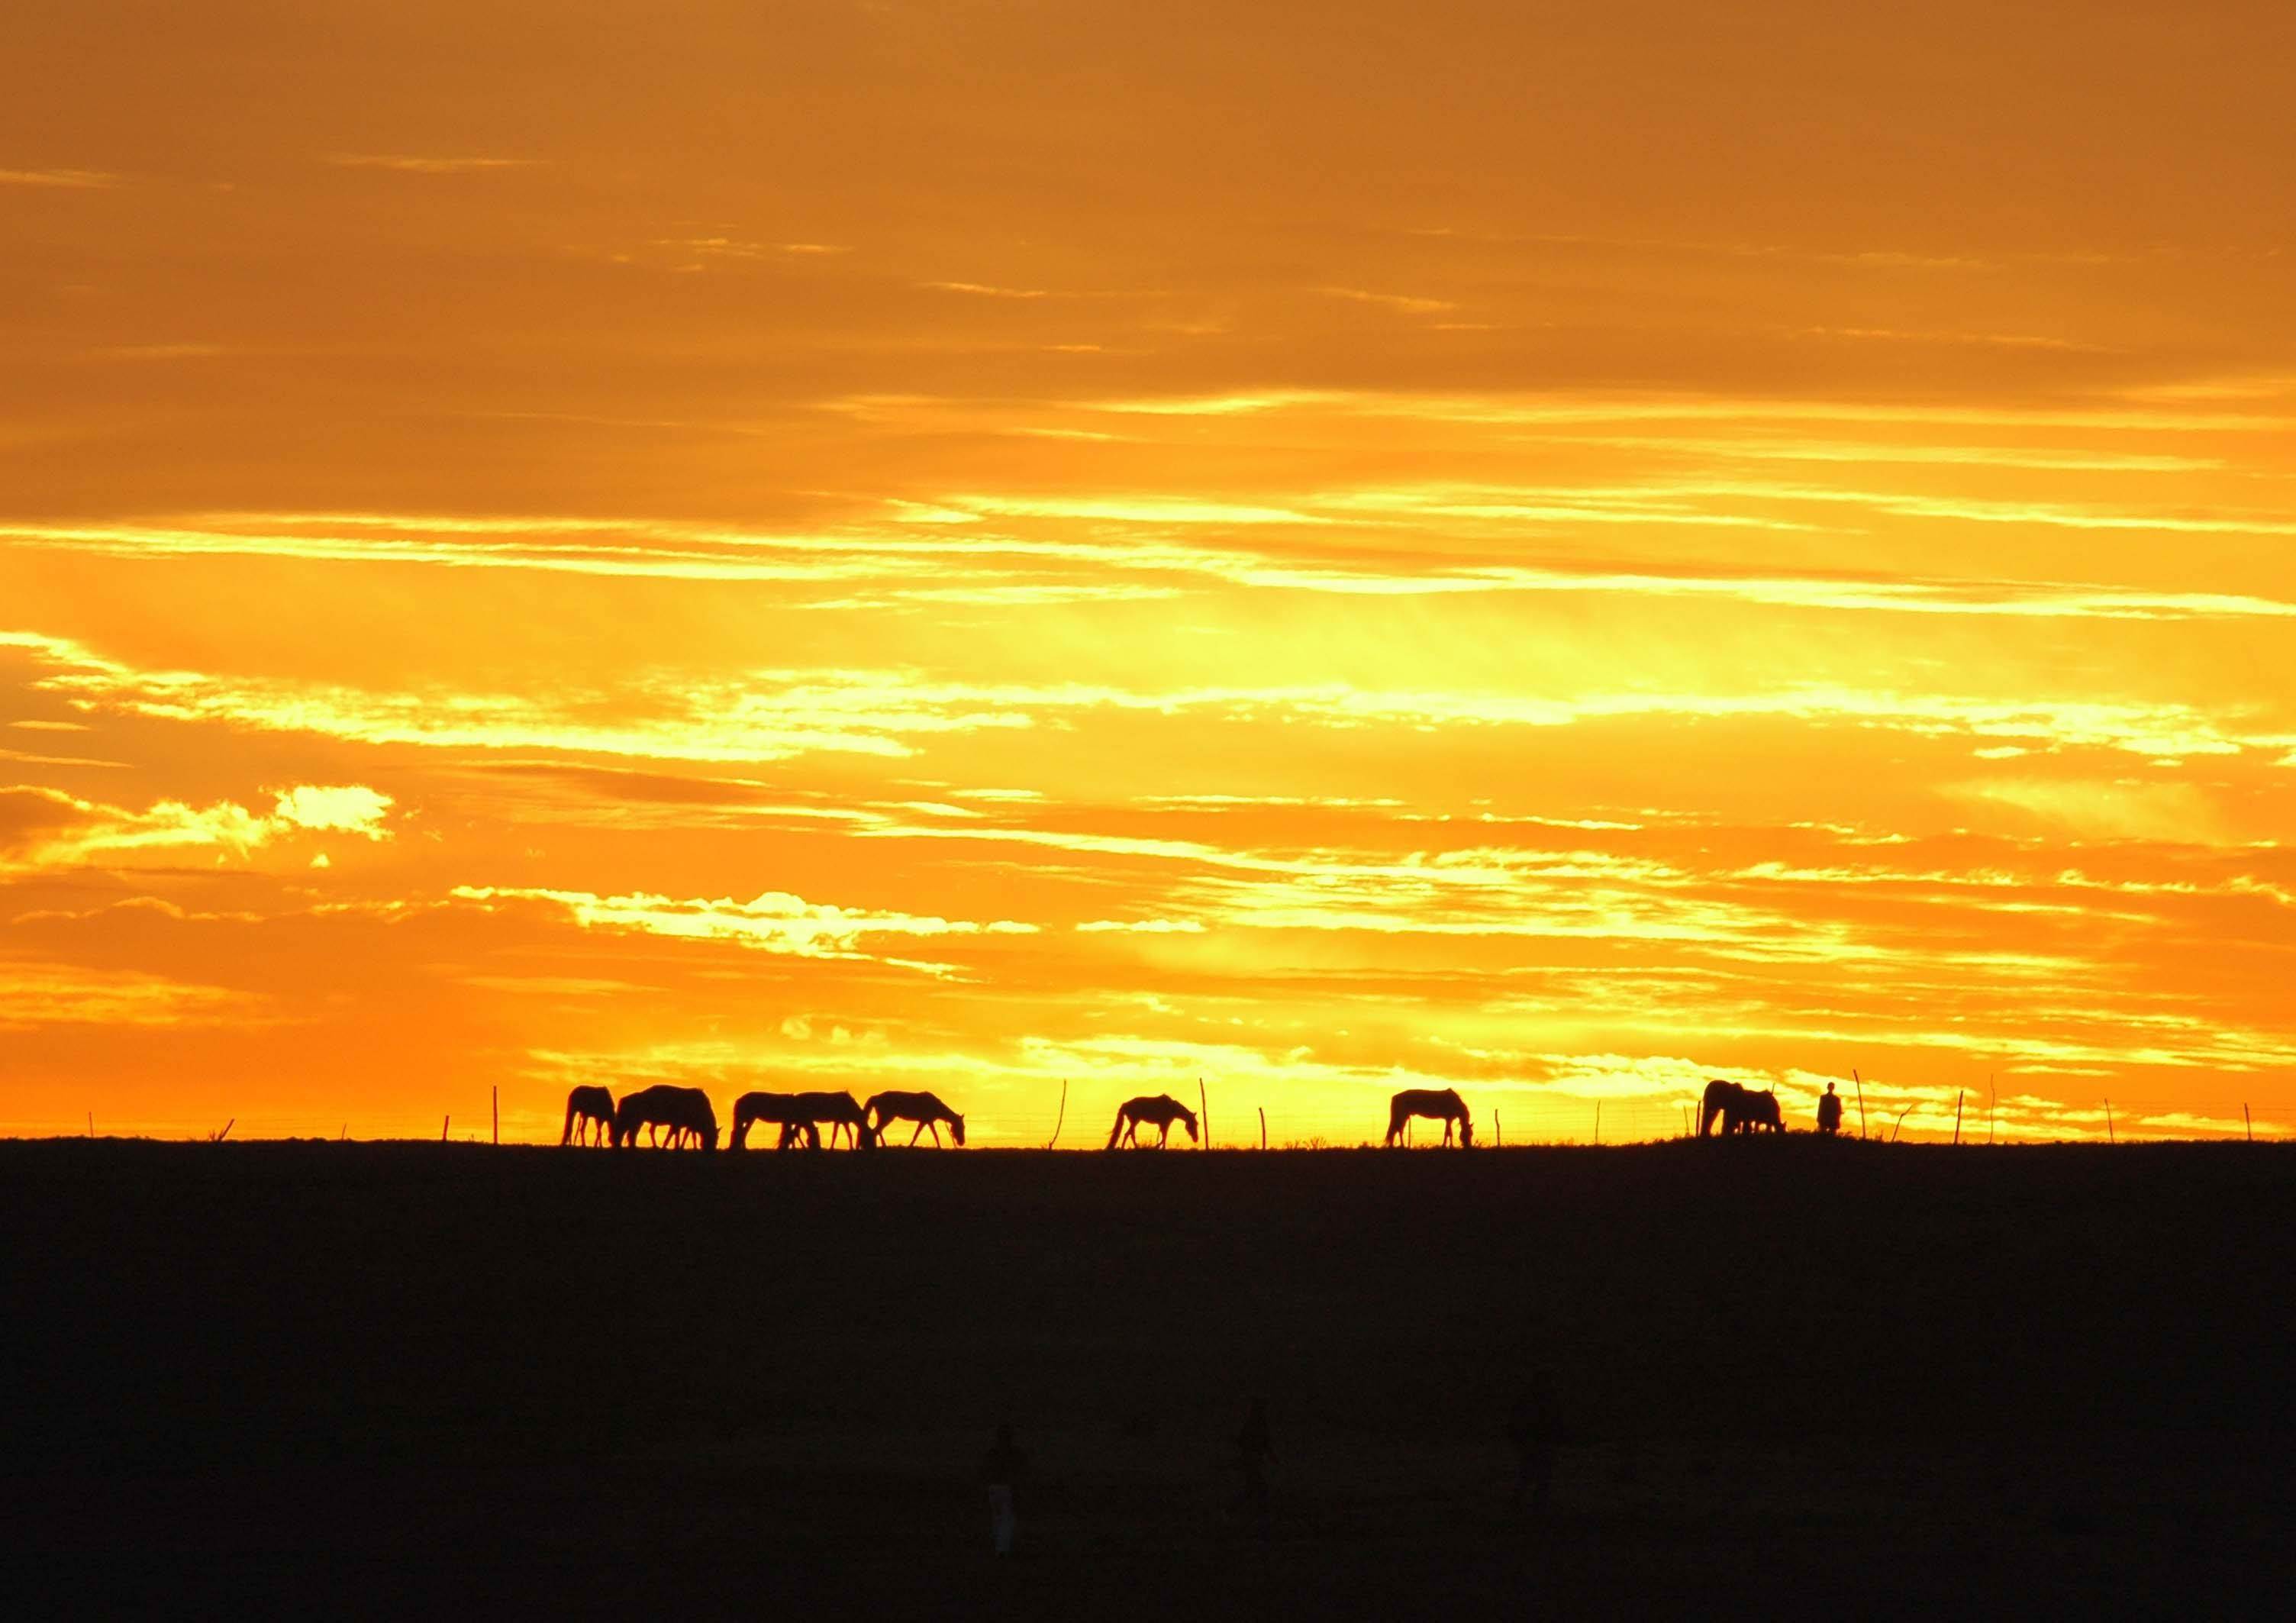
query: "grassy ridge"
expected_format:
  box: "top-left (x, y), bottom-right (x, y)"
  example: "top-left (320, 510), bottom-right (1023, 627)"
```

top-left (3, 1140), bottom-right (2289, 1613)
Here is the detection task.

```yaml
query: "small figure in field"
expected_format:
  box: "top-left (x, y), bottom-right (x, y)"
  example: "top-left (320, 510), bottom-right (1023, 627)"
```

top-left (1106, 1094), bottom-right (1199, 1149)
top-left (982, 1422), bottom-right (1027, 1557)
top-left (1817, 1081), bottom-right (1843, 1137)
top-left (1385, 1088), bottom-right (1473, 1147)
top-left (1505, 1373), bottom-right (1561, 1514)
top-left (1233, 1397), bottom-right (1275, 1537)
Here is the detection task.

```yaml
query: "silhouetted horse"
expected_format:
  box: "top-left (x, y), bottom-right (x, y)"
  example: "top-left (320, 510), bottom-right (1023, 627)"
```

top-left (730, 1090), bottom-right (817, 1150)
top-left (1106, 1095), bottom-right (1198, 1148)
top-left (613, 1084), bottom-right (718, 1149)
top-left (864, 1090), bottom-right (966, 1147)
top-left (792, 1090), bottom-right (877, 1149)
top-left (1699, 1079), bottom-right (1785, 1137)
top-left (561, 1086), bottom-right (615, 1146)
top-left (1386, 1088), bottom-right (1473, 1147)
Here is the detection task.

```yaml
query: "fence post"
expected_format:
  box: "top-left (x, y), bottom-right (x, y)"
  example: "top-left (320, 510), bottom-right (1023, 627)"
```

top-left (1853, 1070), bottom-right (1868, 1140)
top-left (1048, 1079), bottom-right (1067, 1149)
top-left (443, 1115), bottom-right (450, 1144)
top-left (2104, 1099), bottom-right (2114, 1145)
top-left (492, 1086), bottom-right (499, 1147)
top-left (1953, 1089), bottom-right (1963, 1146)
top-left (1259, 1106), bottom-right (1266, 1151)
top-left (2245, 1103), bottom-right (2253, 1144)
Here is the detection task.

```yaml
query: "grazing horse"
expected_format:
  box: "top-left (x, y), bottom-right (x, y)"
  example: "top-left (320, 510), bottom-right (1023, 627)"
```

top-left (864, 1090), bottom-right (966, 1147)
top-left (561, 1086), bottom-right (616, 1146)
top-left (1699, 1079), bottom-right (1743, 1137)
top-left (792, 1091), bottom-right (877, 1149)
top-left (1106, 1094), bottom-right (1198, 1148)
top-left (1699, 1079), bottom-right (1784, 1137)
top-left (1740, 1088), bottom-right (1784, 1134)
top-left (1386, 1088), bottom-right (1473, 1147)
top-left (730, 1090), bottom-right (817, 1150)
top-left (613, 1084), bottom-right (718, 1150)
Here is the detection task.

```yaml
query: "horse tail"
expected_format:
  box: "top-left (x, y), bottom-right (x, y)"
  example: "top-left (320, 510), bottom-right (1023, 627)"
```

top-left (1107, 1107), bottom-right (1126, 1150)
top-left (561, 1093), bottom-right (576, 1146)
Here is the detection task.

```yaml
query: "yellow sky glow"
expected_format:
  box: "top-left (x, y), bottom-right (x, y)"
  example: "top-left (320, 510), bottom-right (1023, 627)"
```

top-left (5, 3), bottom-right (2294, 1145)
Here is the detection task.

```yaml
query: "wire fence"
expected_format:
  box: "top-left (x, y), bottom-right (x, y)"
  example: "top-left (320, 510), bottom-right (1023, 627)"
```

top-left (17, 1083), bottom-right (2288, 1148)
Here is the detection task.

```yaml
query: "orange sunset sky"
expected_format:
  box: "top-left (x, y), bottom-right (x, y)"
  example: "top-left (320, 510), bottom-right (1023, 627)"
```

top-left (5, 2), bottom-right (2294, 1144)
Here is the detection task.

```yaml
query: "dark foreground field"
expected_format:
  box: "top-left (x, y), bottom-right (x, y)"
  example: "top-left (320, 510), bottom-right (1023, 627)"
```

top-left (3, 1139), bottom-right (2291, 1618)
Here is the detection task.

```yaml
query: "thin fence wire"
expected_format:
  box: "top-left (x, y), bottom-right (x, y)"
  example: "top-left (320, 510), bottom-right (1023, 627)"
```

top-left (8, 1090), bottom-right (2288, 1147)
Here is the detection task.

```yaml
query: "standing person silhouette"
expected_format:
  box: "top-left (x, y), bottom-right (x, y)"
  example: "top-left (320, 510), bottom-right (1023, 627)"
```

top-left (982, 1423), bottom-right (1027, 1557)
top-left (1817, 1082), bottom-right (1844, 1137)
top-left (1233, 1397), bottom-right (1275, 1537)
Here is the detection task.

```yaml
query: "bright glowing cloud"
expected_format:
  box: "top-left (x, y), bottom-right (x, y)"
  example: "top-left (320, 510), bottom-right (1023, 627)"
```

top-left (5, 5), bottom-right (2295, 1147)
top-left (448, 884), bottom-right (1037, 963)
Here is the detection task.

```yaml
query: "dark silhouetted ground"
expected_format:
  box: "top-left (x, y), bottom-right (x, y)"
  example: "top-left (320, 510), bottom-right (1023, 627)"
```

top-left (2, 1139), bottom-right (2289, 1616)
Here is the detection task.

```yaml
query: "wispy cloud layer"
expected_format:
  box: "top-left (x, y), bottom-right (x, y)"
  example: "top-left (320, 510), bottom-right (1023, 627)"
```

top-left (7, 4), bottom-right (2296, 1141)
top-left (322, 154), bottom-right (544, 174)
top-left (0, 167), bottom-right (120, 188)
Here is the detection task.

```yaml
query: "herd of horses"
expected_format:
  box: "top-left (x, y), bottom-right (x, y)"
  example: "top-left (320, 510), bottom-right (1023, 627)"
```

top-left (560, 1084), bottom-right (966, 1150)
top-left (1696, 1078), bottom-right (1785, 1137)
top-left (560, 1079), bottom-right (1792, 1150)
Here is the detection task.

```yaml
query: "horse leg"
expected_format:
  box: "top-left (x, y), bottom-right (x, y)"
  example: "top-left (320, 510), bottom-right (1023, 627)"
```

top-left (909, 1121), bottom-right (925, 1147)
